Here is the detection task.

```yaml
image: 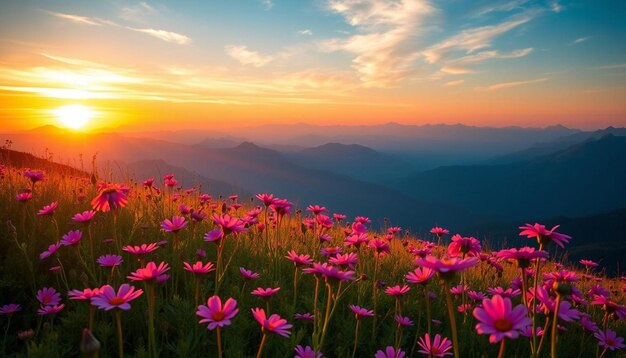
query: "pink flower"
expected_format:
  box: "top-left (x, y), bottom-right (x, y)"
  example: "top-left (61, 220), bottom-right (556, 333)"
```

top-left (473, 295), bottom-right (531, 343)
top-left (72, 210), bottom-right (96, 224)
top-left (91, 284), bottom-right (143, 311)
top-left (60, 230), bottom-right (82, 246)
top-left (196, 295), bottom-right (238, 330)
top-left (395, 315), bottom-right (414, 327)
top-left (127, 262), bottom-right (170, 283)
top-left (161, 216), bottom-right (187, 233)
top-left (184, 261), bottom-right (216, 275)
top-left (256, 193), bottom-right (277, 206)
top-left (295, 345), bottom-right (322, 358)
top-left (468, 291), bottom-right (488, 301)
top-left (37, 287), bottom-right (61, 306)
top-left (369, 238), bottom-right (391, 257)
top-left (213, 214), bottom-right (248, 236)
top-left (68, 288), bottom-right (102, 300)
top-left (414, 256), bottom-right (478, 280)
top-left (37, 304), bottom-right (64, 316)
top-left (519, 223), bottom-right (571, 248)
top-left (344, 233), bottom-right (369, 248)
top-left (320, 246), bottom-right (342, 257)
top-left (122, 243), bottom-right (159, 256)
top-left (405, 267), bottom-right (435, 285)
top-left (294, 313), bottom-right (315, 321)
top-left (24, 170), bottom-right (45, 183)
top-left (417, 333), bottom-right (453, 357)
top-left (240, 267), bottom-right (260, 280)
top-left (91, 184), bottom-right (128, 212)
top-left (251, 287), bottom-right (280, 298)
top-left (333, 213), bottom-right (346, 222)
top-left (97, 254), bottom-right (123, 267)
top-left (303, 263), bottom-right (355, 282)
top-left (349, 305), bottom-right (374, 319)
top-left (204, 228), bottom-right (224, 243)
top-left (591, 296), bottom-right (626, 320)
top-left (306, 205), bottom-right (327, 215)
top-left (487, 287), bottom-right (521, 299)
top-left (430, 227), bottom-right (449, 237)
top-left (329, 253), bottom-right (359, 269)
top-left (37, 202), bottom-right (58, 216)
top-left (375, 346), bottom-right (406, 358)
top-left (497, 247), bottom-right (548, 268)
top-left (16, 192), bottom-right (32, 202)
top-left (39, 242), bottom-right (62, 260)
top-left (449, 284), bottom-right (469, 296)
top-left (580, 259), bottom-right (599, 268)
top-left (285, 251), bottom-right (313, 266)
top-left (385, 285), bottom-right (410, 297)
top-left (447, 235), bottom-right (481, 257)
top-left (0, 304), bottom-right (21, 315)
top-left (143, 178), bottom-right (154, 188)
top-left (251, 308), bottom-right (292, 337)
top-left (594, 329), bottom-right (625, 351)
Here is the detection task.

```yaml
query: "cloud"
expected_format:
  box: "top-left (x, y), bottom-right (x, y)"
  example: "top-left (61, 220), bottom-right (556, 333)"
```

top-left (443, 79), bottom-right (464, 87)
top-left (321, 0), bottom-right (434, 87)
top-left (440, 47), bottom-right (533, 74)
top-left (423, 14), bottom-right (535, 64)
top-left (260, 0), bottom-right (274, 10)
top-left (571, 36), bottom-right (591, 45)
top-left (130, 28), bottom-right (191, 45)
top-left (593, 63), bottom-right (626, 70)
top-left (225, 45), bottom-right (273, 67)
top-left (119, 2), bottom-right (157, 23)
top-left (474, 0), bottom-right (529, 17)
top-left (48, 10), bottom-right (192, 45)
top-left (476, 77), bottom-right (548, 91)
top-left (550, 0), bottom-right (563, 13)
top-left (298, 29), bottom-right (313, 36)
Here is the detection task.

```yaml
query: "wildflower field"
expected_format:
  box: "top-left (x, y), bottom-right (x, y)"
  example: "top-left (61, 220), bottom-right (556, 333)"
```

top-left (0, 161), bottom-right (624, 358)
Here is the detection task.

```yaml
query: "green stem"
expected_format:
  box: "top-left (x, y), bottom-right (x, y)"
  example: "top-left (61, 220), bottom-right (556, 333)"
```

top-left (445, 283), bottom-right (460, 358)
top-left (530, 244), bottom-right (544, 357)
top-left (217, 326), bottom-right (223, 358)
top-left (424, 286), bottom-right (432, 336)
top-left (318, 283), bottom-right (334, 350)
top-left (293, 267), bottom-right (299, 309)
top-left (351, 319), bottom-right (360, 358)
top-left (115, 311), bottom-right (124, 358)
top-left (551, 295), bottom-right (561, 358)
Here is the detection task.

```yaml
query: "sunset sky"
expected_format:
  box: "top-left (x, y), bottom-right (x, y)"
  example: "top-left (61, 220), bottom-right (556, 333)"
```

top-left (0, 0), bottom-right (624, 131)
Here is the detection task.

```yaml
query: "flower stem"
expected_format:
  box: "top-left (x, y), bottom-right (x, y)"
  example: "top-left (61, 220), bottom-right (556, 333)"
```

top-left (88, 306), bottom-right (95, 332)
top-left (551, 295), bottom-right (561, 358)
top-left (424, 286), bottom-right (432, 336)
top-left (530, 244), bottom-right (544, 357)
top-left (445, 283), bottom-right (460, 358)
top-left (255, 333), bottom-right (267, 358)
top-left (114, 311), bottom-right (124, 358)
top-left (351, 319), bottom-right (360, 358)
top-left (498, 339), bottom-right (506, 358)
top-left (217, 326), bottom-right (223, 358)
top-left (292, 267), bottom-right (299, 308)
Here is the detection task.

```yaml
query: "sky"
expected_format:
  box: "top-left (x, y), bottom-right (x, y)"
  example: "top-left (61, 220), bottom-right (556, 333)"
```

top-left (0, 0), bottom-right (624, 131)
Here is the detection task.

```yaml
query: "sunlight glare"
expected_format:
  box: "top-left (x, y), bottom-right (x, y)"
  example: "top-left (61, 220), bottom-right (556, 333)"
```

top-left (53, 104), bottom-right (94, 129)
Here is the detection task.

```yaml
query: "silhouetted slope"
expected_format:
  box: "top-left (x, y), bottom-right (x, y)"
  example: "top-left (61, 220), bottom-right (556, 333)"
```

top-left (0, 148), bottom-right (89, 177)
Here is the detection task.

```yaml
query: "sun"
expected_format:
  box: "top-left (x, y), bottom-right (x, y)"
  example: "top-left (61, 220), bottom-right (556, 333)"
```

top-left (53, 104), bottom-right (94, 130)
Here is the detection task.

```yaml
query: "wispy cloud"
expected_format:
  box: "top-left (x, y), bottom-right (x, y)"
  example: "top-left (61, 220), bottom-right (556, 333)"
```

top-left (476, 77), bottom-right (548, 91)
top-left (550, 0), bottom-right (563, 13)
top-left (571, 36), bottom-right (591, 45)
top-left (321, 0), bottom-right (434, 87)
top-left (474, 0), bottom-right (529, 17)
top-left (443, 79), bottom-right (464, 87)
top-left (593, 63), bottom-right (626, 70)
top-left (48, 10), bottom-right (191, 45)
top-left (260, 0), bottom-right (274, 10)
top-left (225, 45), bottom-right (273, 67)
top-left (440, 48), bottom-right (533, 74)
top-left (119, 2), bottom-right (157, 23)
top-left (297, 29), bottom-right (313, 36)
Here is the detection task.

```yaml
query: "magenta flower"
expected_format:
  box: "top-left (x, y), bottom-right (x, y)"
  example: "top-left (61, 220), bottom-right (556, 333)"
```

top-left (294, 313), bottom-right (315, 321)
top-left (285, 250), bottom-right (313, 266)
top-left (303, 262), bottom-right (355, 282)
top-left (591, 295), bottom-right (626, 320)
top-left (212, 214), bottom-right (248, 236)
top-left (473, 295), bottom-right (531, 343)
top-left (161, 216), bottom-right (187, 233)
top-left (39, 242), bottom-right (62, 260)
top-left (97, 254), bottom-right (123, 267)
top-left (251, 287), bottom-right (280, 298)
top-left (306, 204), bottom-right (327, 215)
top-left (68, 288), bottom-right (102, 300)
top-left (0, 304), bottom-right (21, 315)
top-left (91, 183), bottom-right (128, 212)
top-left (143, 178), bottom-right (154, 188)
top-left (204, 228), bottom-right (224, 243)
top-left (580, 259), bottom-right (599, 268)
top-left (251, 308), bottom-right (292, 337)
top-left (395, 315), bottom-right (414, 327)
top-left (519, 223), bottom-right (571, 248)
top-left (37, 304), bottom-right (65, 316)
top-left (16, 192), bottom-right (32, 202)
top-left (447, 235), bottom-right (481, 257)
top-left (594, 329), bottom-right (625, 351)
top-left (240, 267), bottom-right (260, 280)
top-left (369, 238), bottom-right (391, 257)
top-left (127, 262), bottom-right (170, 283)
top-left (405, 267), bottom-right (435, 285)
top-left (91, 284), bottom-right (143, 311)
top-left (37, 202), bottom-right (58, 216)
top-left (497, 247), bottom-right (548, 268)
top-left (417, 333), bottom-right (453, 357)
top-left (72, 210), bottom-right (96, 224)
top-left (344, 233), bottom-right (369, 248)
top-left (375, 346), bottom-right (406, 358)
top-left (329, 252), bottom-right (359, 269)
top-left (24, 169), bottom-right (45, 183)
top-left (430, 227), bottom-right (449, 237)
top-left (184, 261), bottom-right (216, 275)
top-left (349, 305), bottom-right (375, 319)
top-left (487, 287), bottom-right (521, 299)
top-left (256, 193), bottom-right (277, 206)
top-left (385, 285), bottom-right (411, 297)
top-left (60, 230), bottom-right (82, 246)
top-left (37, 287), bottom-right (62, 306)
top-left (320, 246), bottom-right (342, 257)
top-left (122, 243), bottom-right (159, 256)
top-left (196, 295), bottom-right (239, 330)
top-left (414, 256), bottom-right (478, 280)
top-left (295, 345), bottom-right (323, 358)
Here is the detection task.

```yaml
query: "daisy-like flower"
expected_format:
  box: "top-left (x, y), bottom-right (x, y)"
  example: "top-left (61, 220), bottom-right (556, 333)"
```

top-left (39, 242), bottom-right (62, 260)
top-left (449, 284), bottom-right (469, 296)
top-left (487, 287), bottom-right (521, 299)
top-left (417, 333), bottom-right (453, 357)
top-left (591, 295), bottom-right (626, 320)
top-left (184, 261), bottom-right (215, 275)
top-left (60, 230), bottom-right (82, 246)
top-left (303, 262), bottom-right (355, 282)
top-left (285, 251), bottom-right (313, 266)
top-left (97, 254), bottom-right (123, 267)
top-left (430, 227), bottom-right (449, 237)
top-left (369, 238), bottom-right (391, 257)
top-left (306, 205), bottom-right (327, 215)
top-left (414, 256), bottom-right (479, 281)
top-left (68, 288), bottom-right (102, 301)
top-left (161, 216), bottom-right (187, 233)
top-left (240, 267), bottom-right (260, 280)
top-left (349, 305), bottom-right (374, 319)
top-left (395, 315), bottom-right (414, 327)
top-left (385, 285), bottom-right (410, 297)
top-left (24, 170), bottom-right (45, 183)
top-left (594, 329), bottom-right (625, 351)
top-left (295, 345), bottom-right (323, 358)
top-left (580, 259), bottom-right (599, 268)
top-left (122, 243), bottom-right (159, 256)
top-left (0, 304), bottom-right (21, 315)
top-left (473, 295), bottom-right (531, 343)
top-left (497, 247), bottom-right (549, 269)
top-left (251, 287), bottom-right (280, 298)
top-left (405, 267), bottom-right (435, 285)
top-left (351, 221), bottom-right (368, 235)
top-left (91, 183), bottom-right (128, 212)
top-left (329, 252), bottom-right (359, 269)
top-left (519, 223), bottom-right (571, 248)
top-left (251, 308), bottom-right (292, 337)
top-left (16, 192), bottom-right (32, 203)
top-left (256, 193), bottom-right (277, 206)
top-left (204, 228), bottom-right (224, 243)
top-left (37, 287), bottom-right (62, 306)
top-left (37, 202), bottom-right (58, 216)
top-left (375, 346), bottom-right (406, 358)
top-left (294, 313), bottom-right (315, 321)
top-left (333, 213), bottom-right (346, 222)
top-left (212, 214), bottom-right (248, 236)
top-left (72, 210), bottom-right (96, 225)
top-left (344, 233), bottom-right (369, 248)
top-left (468, 291), bottom-right (488, 301)
top-left (91, 284), bottom-right (143, 311)
top-left (37, 304), bottom-right (65, 316)
top-left (447, 235), bottom-right (481, 257)
top-left (196, 295), bottom-right (238, 330)
top-left (127, 262), bottom-right (170, 283)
